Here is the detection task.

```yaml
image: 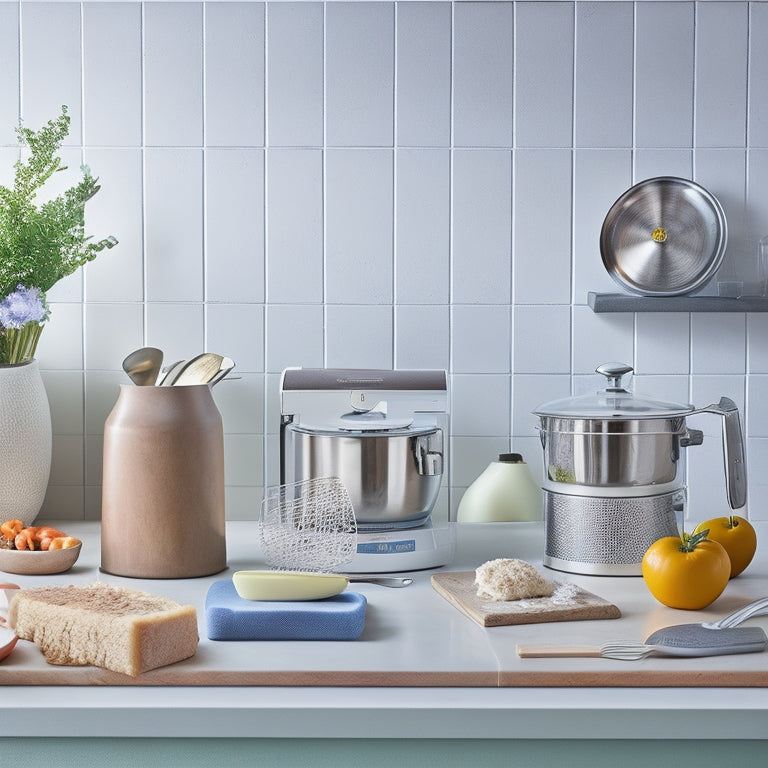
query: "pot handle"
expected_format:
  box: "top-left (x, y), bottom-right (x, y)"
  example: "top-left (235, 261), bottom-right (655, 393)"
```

top-left (700, 397), bottom-right (747, 510)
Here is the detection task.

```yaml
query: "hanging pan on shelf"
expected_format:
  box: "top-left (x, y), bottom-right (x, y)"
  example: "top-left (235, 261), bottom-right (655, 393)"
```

top-left (600, 176), bottom-right (728, 297)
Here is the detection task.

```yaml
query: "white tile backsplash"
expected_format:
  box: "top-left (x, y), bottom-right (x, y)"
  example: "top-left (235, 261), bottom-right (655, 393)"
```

top-left (206, 148), bottom-right (265, 303)
top-left (83, 148), bottom-right (144, 303)
top-left (395, 149), bottom-right (450, 304)
top-left (266, 1), bottom-right (323, 147)
top-left (452, 305), bottom-right (511, 374)
top-left (395, 2), bottom-right (451, 147)
top-left (82, 3), bottom-right (142, 147)
top-left (394, 304), bottom-right (449, 370)
top-left (513, 305), bottom-right (570, 374)
top-left (635, 1), bottom-right (694, 148)
top-left (325, 304), bottom-right (393, 369)
top-left (144, 148), bottom-right (204, 302)
top-left (266, 149), bottom-right (322, 303)
top-left (635, 313), bottom-right (691, 375)
top-left (453, 1), bottom-right (514, 148)
top-left (574, 1), bottom-right (633, 149)
top-left (21, 2), bottom-right (82, 145)
top-left (514, 1), bottom-right (573, 149)
top-left (749, 2), bottom-right (768, 147)
top-left (1, 0), bottom-right (762, 537)
top-left (0, 3), bottom-right (19, 146)
top-left (695, 2), bottom-right (748, 149)
top-left (325, 148), bottom-right (394, 303)
top-left (204, 2), bottom-right (264, 147)
top-left (325, 2), bottom-right (394, 147)
top-left (451, 150), bottom-right (512, 304)
top-left (512, 149), bottom-right (572, 304)
top-left (691, 314), bottom-right (747, 375)
top-left (144, 2), bottom-right (203, 147)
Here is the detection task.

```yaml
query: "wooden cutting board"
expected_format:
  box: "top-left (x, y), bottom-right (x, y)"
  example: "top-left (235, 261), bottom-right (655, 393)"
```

top-left (431, 571), bottom-right (621, 627)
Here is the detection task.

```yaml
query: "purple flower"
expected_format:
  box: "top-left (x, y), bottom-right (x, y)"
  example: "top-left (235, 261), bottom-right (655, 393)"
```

top-left (0, 284), bottom-right (49, 330)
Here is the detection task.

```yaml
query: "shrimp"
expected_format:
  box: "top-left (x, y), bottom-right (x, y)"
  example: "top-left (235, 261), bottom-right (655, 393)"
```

top-left (0, 519), bottom-right (23, 541)
top-left (35, 527), bottom-right (67, 550)
top-left (48, 536), bottom-right (81, 550)
top-left (14, 528), bottom-right (37, 551)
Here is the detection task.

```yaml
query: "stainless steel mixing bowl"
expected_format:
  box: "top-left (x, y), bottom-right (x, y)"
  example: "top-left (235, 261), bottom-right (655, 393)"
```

top-left (282, 423), bottom-right (444, 530)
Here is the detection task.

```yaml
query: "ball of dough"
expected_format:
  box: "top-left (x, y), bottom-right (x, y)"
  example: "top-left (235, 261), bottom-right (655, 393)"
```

top-left (475, 558), bottom-right (554, 601)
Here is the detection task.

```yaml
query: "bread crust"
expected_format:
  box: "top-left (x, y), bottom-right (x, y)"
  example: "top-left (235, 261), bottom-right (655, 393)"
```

top-left (9, 582), bottom-right (198, 676)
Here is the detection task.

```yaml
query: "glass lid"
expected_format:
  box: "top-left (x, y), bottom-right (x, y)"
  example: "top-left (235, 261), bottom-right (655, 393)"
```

top-left (534, 363), bottom-right (694, 419)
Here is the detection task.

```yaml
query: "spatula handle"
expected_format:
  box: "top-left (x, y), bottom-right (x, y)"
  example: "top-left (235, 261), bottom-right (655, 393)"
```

top-left (516, 644), bottom-right (603, 658)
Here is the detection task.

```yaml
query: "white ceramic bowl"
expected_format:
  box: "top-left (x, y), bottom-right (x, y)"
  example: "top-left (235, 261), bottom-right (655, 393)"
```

top-left (0, 543), bottom-right (82, 575)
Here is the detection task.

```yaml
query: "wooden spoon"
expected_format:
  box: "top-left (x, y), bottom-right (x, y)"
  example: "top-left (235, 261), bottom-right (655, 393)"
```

top-left (172, 353), bottom-right (225, 386)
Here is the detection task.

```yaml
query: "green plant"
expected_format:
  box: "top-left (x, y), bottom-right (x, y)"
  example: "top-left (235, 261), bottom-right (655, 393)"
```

top-left (0, 105), bottom-right (117, 364)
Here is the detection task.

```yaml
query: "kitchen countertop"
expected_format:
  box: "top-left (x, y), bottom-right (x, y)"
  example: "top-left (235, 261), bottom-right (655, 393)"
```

top-left (2, 520), bottom-right (768, 740)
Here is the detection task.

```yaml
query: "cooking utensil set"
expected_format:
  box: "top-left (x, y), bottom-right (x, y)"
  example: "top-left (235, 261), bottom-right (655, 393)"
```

top-left (517, 596), bottom-right (768, 660)
top-left (122, 348), bottom-right (235, 387)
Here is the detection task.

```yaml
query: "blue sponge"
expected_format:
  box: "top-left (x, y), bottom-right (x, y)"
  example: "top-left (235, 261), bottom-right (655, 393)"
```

top-left (205, 579), bottom-right (367, 641)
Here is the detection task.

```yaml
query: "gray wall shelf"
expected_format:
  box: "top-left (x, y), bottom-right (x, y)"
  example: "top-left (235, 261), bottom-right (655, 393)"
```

top-left (588, 292), bottom-right (768, 313)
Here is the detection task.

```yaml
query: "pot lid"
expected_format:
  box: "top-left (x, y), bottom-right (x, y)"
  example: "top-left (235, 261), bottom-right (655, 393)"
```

top-left (600, 177), bottom-right (727, 296)
top-left (290, 411), bottom-right (435, 434)
top-left (533, 363), bottom-right (694, 419)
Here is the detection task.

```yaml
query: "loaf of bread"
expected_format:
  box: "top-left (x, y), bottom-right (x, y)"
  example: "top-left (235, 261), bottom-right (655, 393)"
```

top-left (8, 582), bottom-right (198, 676)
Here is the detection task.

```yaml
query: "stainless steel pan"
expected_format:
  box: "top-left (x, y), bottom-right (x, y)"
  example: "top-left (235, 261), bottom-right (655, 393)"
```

top-left (600, 176), bottom-right (727, 296)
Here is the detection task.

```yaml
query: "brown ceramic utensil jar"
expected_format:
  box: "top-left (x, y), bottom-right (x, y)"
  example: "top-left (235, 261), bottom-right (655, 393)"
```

top-left (101, 384), bottom-right (226, 578)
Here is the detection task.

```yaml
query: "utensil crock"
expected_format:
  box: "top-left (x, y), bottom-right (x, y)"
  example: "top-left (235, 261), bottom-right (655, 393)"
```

top-left (101, 384), bottom-right (226, 578)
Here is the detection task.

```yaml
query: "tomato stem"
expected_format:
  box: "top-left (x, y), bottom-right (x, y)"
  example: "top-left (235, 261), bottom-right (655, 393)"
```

top-left (679, 528), bottom-right (709, 553)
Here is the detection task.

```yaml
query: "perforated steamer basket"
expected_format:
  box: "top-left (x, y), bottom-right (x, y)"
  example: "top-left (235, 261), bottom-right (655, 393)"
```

top-left (533, 363), bottom-right (747, 576)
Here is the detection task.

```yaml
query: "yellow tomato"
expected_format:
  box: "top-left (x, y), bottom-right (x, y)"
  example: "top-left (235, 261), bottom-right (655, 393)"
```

top-left (693, 515), bottom-right (757, 578)
top-left (641, 531), bottom-right (731, 610)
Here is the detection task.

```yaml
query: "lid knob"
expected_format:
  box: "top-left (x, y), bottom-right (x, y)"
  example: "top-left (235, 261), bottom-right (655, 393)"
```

top-left (595, 362), bottom-right (633, 391)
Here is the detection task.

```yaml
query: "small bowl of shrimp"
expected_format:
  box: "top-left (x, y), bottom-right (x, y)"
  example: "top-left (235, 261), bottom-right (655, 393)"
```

top-left (0, 521), bottom-right (82, 575)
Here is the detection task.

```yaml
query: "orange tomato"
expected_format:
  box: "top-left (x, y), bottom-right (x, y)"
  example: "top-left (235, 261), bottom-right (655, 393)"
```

top-left (693, 515), bottom-right (757, 578)
top-left (641, 531), bottom-right (731, 610)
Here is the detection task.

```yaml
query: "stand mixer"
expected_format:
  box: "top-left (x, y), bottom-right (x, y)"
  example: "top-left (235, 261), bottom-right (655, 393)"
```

top-left (279, 368), bottom-right (455, 573)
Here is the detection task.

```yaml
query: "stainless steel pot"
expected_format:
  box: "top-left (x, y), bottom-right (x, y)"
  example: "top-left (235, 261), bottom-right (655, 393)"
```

top-left (534, 363), bottom-right (747, 507)
top-left (533, 362), bottom-right (747, 576)
top-left (282, 421), bottom-right (443, 530)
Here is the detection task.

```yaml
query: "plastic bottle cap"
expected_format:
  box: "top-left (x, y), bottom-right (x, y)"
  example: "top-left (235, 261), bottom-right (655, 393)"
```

top-left (498, 453), bottom-right (524, 463)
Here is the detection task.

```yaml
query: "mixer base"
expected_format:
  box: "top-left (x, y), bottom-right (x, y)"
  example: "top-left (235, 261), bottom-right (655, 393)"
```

top-left (344, 522), bottom-right (456, 573)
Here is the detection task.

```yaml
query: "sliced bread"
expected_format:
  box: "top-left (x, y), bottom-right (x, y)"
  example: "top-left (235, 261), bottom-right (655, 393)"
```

top-left (8, 582), bottom-right (198, 676)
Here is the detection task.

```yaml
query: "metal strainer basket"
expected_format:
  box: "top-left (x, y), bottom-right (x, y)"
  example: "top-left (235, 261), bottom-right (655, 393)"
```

top-left (543, 490), bottom-right (683, 576)
top-left (258, 477), bottom-right (358, 572)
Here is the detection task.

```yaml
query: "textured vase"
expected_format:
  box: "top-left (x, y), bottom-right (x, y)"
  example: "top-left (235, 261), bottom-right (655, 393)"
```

top-left (101, 384), bottom-right (227, 578)
top-left (0, 359), bottom-right (53, 525)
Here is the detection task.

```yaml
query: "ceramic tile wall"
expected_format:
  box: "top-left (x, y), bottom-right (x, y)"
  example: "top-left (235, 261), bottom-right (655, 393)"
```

top-left (2, 1), bottom-right (768, 543)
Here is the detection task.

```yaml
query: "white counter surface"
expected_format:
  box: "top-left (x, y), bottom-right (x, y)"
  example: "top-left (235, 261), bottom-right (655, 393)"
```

top-left (2, 521), bottom-right (768, 740)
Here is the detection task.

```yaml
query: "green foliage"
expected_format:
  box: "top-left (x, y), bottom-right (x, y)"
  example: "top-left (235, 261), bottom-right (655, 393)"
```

top-left (0, 105), bottom-right (117, 299)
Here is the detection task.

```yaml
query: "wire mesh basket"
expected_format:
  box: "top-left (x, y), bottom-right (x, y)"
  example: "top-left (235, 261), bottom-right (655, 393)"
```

top-left (258, 477), bottom-right (358, 572)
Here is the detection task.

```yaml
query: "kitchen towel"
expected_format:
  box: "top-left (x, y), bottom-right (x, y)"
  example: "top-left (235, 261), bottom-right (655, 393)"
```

top-left (205, 579), bottom-right (367, 641)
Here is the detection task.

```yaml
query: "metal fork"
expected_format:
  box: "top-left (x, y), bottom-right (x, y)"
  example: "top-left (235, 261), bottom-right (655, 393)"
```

top-left (701, 596), bottom-right (768, 629)
top-left (516, 642), bottom-right (659, 660)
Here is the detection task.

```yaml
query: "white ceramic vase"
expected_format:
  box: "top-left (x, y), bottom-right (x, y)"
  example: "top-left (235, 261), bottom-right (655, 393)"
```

top-left (0, 359), bottom-right (52, 525)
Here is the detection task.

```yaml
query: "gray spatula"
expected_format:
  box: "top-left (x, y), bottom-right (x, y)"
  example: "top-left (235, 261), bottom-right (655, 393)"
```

top-left (518, 596), bottom-right (768, 660)
top-left (644, 595), bottom-right (768, 654)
